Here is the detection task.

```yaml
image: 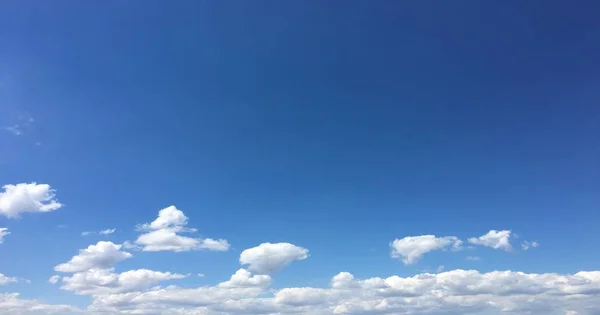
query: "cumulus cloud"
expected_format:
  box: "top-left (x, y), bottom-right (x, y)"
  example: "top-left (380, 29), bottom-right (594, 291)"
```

top-left (0, 183), bottom-right (62, 218)
top-left (468, 230), bottom-right (513, 251)
top-left (59, 268), bottom-right (188, 295)
top-left (240, 243), bottom-right (309, 274)
top-left (54, 241), bottom-right (132, 273)
top-left (522, 240), bottom-right (540, 250)
top-left (0, 228), bottom-right (9, 244)
top-left (390, 235), bottom-right (462, 264)
top-left (0, 273), bottom-right (17, 285)
top-left (134, 205), bottom-right (230, 252)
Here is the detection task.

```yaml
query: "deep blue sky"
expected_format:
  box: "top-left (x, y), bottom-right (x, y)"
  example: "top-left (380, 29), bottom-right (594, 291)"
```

top-left (1, 0), bottom-right (599, 310)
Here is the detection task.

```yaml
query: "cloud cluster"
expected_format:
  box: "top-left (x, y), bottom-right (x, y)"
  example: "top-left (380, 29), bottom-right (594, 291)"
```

top-left (0, 183), bottom-right (62, 218)
top-left (81, 269), bottom-right (600, 315)
top-left (133, 205), bottom-right (230, 252)
top-left (0, 293), bottom-right (80, 314)
top-left (51, 241), bottom-right (189, 296)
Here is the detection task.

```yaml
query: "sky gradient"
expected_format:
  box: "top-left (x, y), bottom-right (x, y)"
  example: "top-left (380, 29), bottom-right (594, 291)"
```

top-left (1, 1), bottom-right (599, 314)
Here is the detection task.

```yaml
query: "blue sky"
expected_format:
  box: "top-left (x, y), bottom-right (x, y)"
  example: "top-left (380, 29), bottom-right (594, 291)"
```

top-left (1, 1), bottom-right (599, 314)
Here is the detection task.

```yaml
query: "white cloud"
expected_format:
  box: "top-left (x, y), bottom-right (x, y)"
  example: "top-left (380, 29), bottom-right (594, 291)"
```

top-left (565, 311), bottom-right (579, 315)
top-left (240, 242), bottom-right (309, 274)
top-left (48, 275), bottom-right (61, 285)
top-left (522, 240), bottom-right (540, 250)
top-left (466, 255), bottom-right (481, 261)
top-left (0, 273), bottom-right (17, 285)
top-left (4, 125), bottom-right (22, 136)
top-left (99, 228), bottom-right (116, 235)
top-left (134, 205), bottom-right (230, 252)
top-left (468, 230), bottom-right (513, 251)
top-left (59, 268), bottom-right (188, 295)
top-left (0, 228), bottom-right (9, 244)
top-left (390, 235), bottom-right (462, 265)
top-left (54, 241), bottom-right (132, 273)
top-left (0, 183), bottom-right (62, 218)
top-left (197, 273), bottom-right (205, 278)
top-left (81, 231), bottom-right (93, 236)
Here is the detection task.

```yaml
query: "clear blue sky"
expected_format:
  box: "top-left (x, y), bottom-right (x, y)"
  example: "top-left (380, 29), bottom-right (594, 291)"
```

top-left (0, 1), bottom-right (599, 314)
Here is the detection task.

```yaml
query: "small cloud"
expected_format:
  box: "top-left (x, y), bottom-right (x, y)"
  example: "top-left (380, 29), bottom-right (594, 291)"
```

top-left (437, 265), bottom-right (445, 273)
top-left (99, 228), bottom-right (116, 235)
top-left (197, 273), bottom-right (205, 278)
top-left (466, 256), bottom-right (481, 261)
top-left (521, 241), bottom-right (539, 251)
top-left (468, 230), bottom-right (513, 252)
top-left (57, 224), bottom-right (69, 229)
top-left (0, 228), bottom-right (10, 244)
top-left (83, 228), bottom-right (116, 236)
top-left (48, 275), bottom-right (61, 284)
top-left (27, 117), bottom-right (34, 123)
top-left (4, 125), bottom-right (22, 136)
top-left (35, 142), bottom-right (42, 146)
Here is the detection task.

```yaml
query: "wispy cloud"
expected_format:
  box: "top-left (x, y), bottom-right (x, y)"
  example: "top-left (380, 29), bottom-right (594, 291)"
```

top-left (521, 241), bottom-right (539, 251)
top-left (99, 228), bottom-right (116, 235)
top-left (4, 125), bottom-right (22, 136)
top-left (82, 228), bottom-right (116, 236)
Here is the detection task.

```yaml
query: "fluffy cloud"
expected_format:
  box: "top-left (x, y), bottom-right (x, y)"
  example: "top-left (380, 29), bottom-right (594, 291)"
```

top-left (240, 242), bottom-right (309, 274)
top-left (0, 183), bottom-right (62, 218)
top-left (390, 235), bottom-right (462, 264)
top-left (134, 205), bottom-right (230, 252)
top-left (468, 230), bottom-right (513, 251)
top-left (0, 273), bottom-right (17, 285)
top-left (522, 240), bottom-right (540, 250)
top-left (82, 269), bottom-right (600, 315)
top-left (59, 268), bottom-right (188, 295)
top-left (0, 228), bottom-right (9, 244)
top-left (54, 241), bottom-right (132, 273)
